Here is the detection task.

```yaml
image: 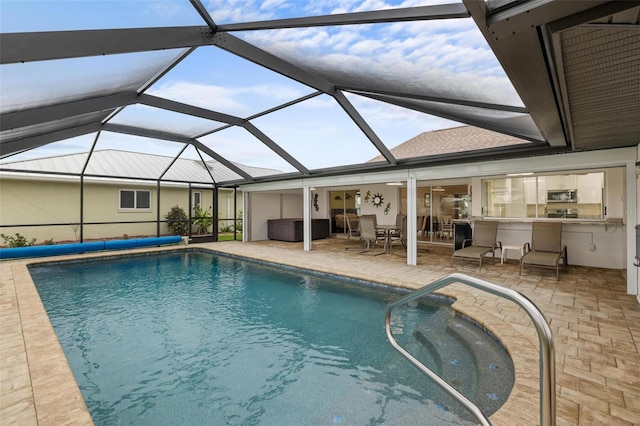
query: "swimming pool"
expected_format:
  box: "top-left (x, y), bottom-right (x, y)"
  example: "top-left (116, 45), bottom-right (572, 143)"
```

top-left (30, 250), bottom-right (513, 425)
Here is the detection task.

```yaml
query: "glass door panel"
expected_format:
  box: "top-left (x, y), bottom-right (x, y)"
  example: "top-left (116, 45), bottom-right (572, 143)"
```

top-left (402, 184), bottom-right (470, 244)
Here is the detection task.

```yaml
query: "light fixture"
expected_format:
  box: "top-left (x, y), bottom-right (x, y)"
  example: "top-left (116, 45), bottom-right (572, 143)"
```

top-left (432, 187), bottom-right (445, 192)
top-left (386, 182), bottom-right (403, 186)
top-left (506, 172), bottom-right (534, 177)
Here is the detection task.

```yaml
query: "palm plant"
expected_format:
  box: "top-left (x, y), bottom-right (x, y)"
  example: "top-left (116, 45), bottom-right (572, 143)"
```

top-left (193, 205), bottom-right (213, 235)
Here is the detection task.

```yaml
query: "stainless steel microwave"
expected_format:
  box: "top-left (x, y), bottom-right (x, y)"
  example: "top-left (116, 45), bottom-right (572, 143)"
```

top-left (547, 189), bottom-right (577, 203)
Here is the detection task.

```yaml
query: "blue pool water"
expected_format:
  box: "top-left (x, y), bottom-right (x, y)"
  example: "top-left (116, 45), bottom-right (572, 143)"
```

top-left (30, 250), bottom-right (513, 425)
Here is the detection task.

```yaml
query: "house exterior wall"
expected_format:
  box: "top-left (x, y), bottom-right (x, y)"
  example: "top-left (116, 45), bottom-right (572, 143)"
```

top-left (0, 178), bottom-right (81, 243)
top-left (248, 192), bottom-right (282, 241)
top-left (360, 184), bottom-right (400, 225)
top-left (0, 176), bottom-right (241, 244)
top-left (282, 194), bottom-right (303, 218)
top-left (241, 147), bottom-right (638, 293)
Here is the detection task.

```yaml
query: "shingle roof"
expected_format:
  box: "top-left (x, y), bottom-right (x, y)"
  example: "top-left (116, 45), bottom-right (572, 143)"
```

top-left (370, 125), bottom-right (531, 162)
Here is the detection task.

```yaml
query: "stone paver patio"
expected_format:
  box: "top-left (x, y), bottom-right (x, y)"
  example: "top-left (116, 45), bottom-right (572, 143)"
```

top-left (1, 237), bottom-right (639, 425)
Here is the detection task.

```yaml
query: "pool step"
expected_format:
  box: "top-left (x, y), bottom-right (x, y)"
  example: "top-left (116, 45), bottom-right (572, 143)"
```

top-left (445, 316), bottom-right (514, 414)
top-left (412, 309), bottom-right (476, 398)
top-left (411, 310), bottom-right (514, 418)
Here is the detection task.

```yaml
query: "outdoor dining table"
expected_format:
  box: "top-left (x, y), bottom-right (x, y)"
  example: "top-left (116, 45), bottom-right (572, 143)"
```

top-left (375, 224), bottom-right (399, 254)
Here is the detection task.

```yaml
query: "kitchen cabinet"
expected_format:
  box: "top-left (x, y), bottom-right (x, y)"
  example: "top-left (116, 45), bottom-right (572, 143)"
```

top-left (524, 177), bottom-right (537, 204)
top-left (537, 178), bottom-right (547, 203)
top-left (546, 175), bottom-right (577, 190)
top-left (577, 173), bottom-right (603, 204)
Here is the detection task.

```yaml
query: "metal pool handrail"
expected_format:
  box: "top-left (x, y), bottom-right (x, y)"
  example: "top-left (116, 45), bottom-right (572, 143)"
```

top-left (384, 272), bottom-right (555, 426)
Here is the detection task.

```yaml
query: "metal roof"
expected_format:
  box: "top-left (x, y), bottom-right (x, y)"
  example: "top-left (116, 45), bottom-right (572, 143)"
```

top-left (0, 149), bottom-right (281, 184)
top-left (1, 1), bottom-right (638, 186)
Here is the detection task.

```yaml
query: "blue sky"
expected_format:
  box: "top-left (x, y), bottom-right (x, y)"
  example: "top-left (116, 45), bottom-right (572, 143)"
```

top-left (0, 0), bottom-right (523, 172)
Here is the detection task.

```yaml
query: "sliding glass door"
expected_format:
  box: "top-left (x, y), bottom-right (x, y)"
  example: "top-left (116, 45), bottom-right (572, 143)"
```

top-left (405, 184), bottom-right (470, 244)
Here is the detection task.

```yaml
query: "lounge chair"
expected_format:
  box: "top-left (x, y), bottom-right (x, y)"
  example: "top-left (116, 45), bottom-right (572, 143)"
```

top-left (520, 221), bottom-right (567, 280)
top-left (451, 220), bottom-right (501, 270)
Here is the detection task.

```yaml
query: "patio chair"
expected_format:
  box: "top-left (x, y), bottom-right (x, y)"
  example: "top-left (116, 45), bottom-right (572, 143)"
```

top-left (440, 215), bottom-right (453, 239)
top-left (345, 215), bottom-right (381, 253)
top-left (520, 221), bottom-right (567, 280)
top-left (390, 214), bottom-right (406, 246)
top-left (418, 215), bottom-right (428, 238)
top-left (345, 215), bottom-right (360, 239)
top-left (451, 220), bottom-right (501, 270)
top-left (395, 216), bottom-right (429, 254)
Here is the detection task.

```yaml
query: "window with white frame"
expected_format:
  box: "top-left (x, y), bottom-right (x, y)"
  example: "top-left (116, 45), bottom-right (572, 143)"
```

top-left (119, 189), bottom-right (151, 210)
top-left (193, 191), bottom-right (202, 208)
top-left (481, 171), bottom-right (604, 220)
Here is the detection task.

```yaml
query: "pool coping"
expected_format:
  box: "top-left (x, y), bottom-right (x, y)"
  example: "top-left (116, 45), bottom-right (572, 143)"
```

top-left (3, 244), bottom-right (540, 425)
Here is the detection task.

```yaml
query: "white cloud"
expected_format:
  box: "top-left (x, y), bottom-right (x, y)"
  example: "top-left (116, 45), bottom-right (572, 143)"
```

top-left (146, 0), bottom-right (188, 21)
top-left (148, 80), bottom-right (308, 117)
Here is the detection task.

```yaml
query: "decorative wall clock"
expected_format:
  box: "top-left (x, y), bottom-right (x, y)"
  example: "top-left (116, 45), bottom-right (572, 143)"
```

top-left (372, 193), bottom-right (384, 207)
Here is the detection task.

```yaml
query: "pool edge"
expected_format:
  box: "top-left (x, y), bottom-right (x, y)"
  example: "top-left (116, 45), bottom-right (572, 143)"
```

top-left (3, 243), bottom-right (538, 425)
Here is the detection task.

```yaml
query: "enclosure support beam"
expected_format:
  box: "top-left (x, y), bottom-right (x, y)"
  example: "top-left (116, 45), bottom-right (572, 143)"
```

top-left (303, 185), bottom-right (312, 251)
top-left (406, 177), bottom-right (418, 266)
top-left (156, 180), bottom-right (161, 238)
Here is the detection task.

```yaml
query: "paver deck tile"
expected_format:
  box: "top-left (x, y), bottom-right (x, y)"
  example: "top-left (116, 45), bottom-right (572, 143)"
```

top-left (0, 238), bottom-right (638, 425)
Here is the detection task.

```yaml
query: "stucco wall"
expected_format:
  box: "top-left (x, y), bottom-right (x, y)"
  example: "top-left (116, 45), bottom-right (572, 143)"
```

top-left (248, 192), bottom-right (282, 241)
top-left (360, 184), bottom-right (400, 225)
top-left (0, 177), bottom-right (241, 244)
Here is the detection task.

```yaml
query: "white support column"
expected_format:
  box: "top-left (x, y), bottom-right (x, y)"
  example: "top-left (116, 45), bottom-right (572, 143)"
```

top-left (243, 191), bottom-right (249, 242)
top-left (626, 161), bottom-right (638, 296)
top-left (303, 185), bottom-right (311, 251)
top-left (407, 177), bottom-right (417, 266)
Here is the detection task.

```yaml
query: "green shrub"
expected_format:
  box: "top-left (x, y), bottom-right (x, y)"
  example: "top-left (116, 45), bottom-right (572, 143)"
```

top-left (1, 233), bottom-right (36, 248)
top-left (165, 205), bottom-right (189, 236)
top-left (219, 224), bottom-right (234, 233)
top-left (234, 211), bottom-right (243, 232)
top-left (193, 205), bottom-right (213, 235)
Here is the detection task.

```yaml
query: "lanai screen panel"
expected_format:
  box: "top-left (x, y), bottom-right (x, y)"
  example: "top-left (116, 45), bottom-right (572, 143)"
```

top-left (0, 0), bottom-right (204, 32)
top-left (0, 134), bottom-right (97, 168)
top-left (207, 1), bottom-right (435, 24)
top-left (238, 20), bottom-right (533, 141)
top-left (92, 131), bottom-right (186, 161)
top-left (85, 133), bottom-right (185, 180)
top-left (250, 94), bottom-right (381, 170)
top-left (343, 92), bottom-right (461, 151)
top-left (199, 126), bottom-right (296, 174)
top-left (0, 50), bottom-right (189, 113)
top-left (163, 145), bottom-right (231, 184)
top-left (109, 105), bottom-right (225, 139)
top-left (0, 111), bottom-right (110, 146)
top-left (370, 93), bottom-right (543, 142)
top-left (148, 46), bottom-right (317, 120)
